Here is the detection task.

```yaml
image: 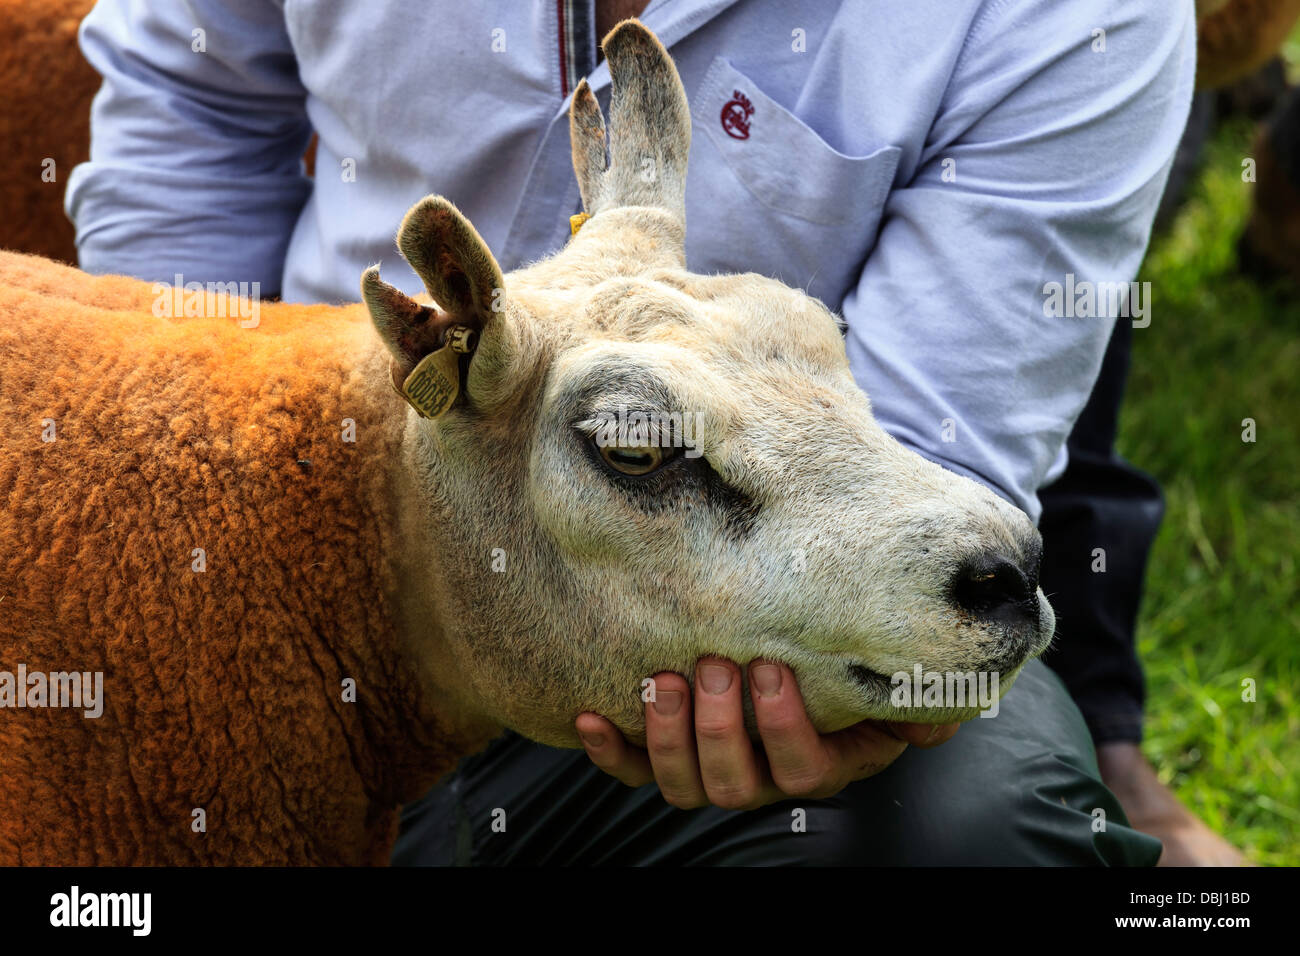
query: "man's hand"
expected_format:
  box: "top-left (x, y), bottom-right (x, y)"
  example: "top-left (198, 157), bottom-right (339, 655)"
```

top-left (575, 657), bottom-right (959, 810)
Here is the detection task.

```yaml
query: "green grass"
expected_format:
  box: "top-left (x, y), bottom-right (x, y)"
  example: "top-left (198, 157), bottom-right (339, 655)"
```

top-left (1122, 114), bottom-right (1300, 866)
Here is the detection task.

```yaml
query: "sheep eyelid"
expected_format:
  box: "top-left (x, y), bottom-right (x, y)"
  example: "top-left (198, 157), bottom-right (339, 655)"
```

top-left (570, 425), bottom-right (755, 530)
top-left (572, 410), bottom-right (685, 454)
top-left (571, 413), bottom-right (682, 448)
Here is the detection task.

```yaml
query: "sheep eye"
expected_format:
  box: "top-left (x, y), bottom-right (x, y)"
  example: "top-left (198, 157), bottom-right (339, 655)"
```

top-left (598, 443), bottom-right (670, 476)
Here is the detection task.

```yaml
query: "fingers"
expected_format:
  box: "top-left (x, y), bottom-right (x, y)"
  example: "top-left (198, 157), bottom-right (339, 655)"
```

top-left (749, 661), bottom-right (839, 798)
top-left (692, 659), bottom-right (765, 809)
top-left (644, 672), bottom-right (711, 808)
top-left (575, 712), bottom-right (655, 787)
top-left (824, 720), bottom-right (910, 781)
top-left (884, 721), bottom-right (961, 749)
top-left (579, 661), bottom-right (954, 810)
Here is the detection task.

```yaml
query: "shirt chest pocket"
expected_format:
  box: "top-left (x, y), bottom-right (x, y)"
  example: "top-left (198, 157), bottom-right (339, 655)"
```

top-left (684, 56), bottom-right (901, 312)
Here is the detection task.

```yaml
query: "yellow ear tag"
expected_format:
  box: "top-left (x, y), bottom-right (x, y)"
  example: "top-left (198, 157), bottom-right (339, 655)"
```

top-left (570, 212), bottom-right (591, 235)
top-left (401, 324), bottom-right (478, 419)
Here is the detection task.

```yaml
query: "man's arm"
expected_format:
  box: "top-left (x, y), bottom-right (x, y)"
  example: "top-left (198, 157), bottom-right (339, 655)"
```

top-left (844, 1), bottom-right (1197, 523)
top-left (66, 0), bottom-right (312, 295)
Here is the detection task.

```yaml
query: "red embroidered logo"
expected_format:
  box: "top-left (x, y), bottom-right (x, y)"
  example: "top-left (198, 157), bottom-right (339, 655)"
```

top-left (720, 90), bottom-right (753, 140)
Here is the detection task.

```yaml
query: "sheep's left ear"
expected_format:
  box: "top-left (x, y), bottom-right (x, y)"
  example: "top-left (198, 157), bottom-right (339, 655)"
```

top-left (397, 195), bottom-right (504, 322)
top-left (362, 196), bottom-right (506, 418)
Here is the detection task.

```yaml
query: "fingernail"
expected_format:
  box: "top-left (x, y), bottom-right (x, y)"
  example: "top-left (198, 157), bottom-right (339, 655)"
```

top-left (654, 689), bottom-right (683, 716)
top-left (580, 732), bottom-right (605, 749)
top-left (699, 663), bottom-right (733, 695)
top-left (751, 663), bottom-right (782, 698)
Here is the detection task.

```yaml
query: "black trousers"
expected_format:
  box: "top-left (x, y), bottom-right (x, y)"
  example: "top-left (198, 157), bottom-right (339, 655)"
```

top-left (392, 661), bottom-right (1160, 865)
top-left (1038, 318), bottom-right (1160, 744)
top-left (391, 319), bottom-right (1163, 866)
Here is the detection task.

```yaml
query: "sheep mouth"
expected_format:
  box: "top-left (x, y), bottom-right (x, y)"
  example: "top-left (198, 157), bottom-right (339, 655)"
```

top-left (845, 660), bottom-right (1016, 709)
top-left (847, 664), bottom-right (894, 690)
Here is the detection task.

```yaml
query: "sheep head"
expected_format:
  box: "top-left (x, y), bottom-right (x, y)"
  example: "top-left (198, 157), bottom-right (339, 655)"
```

top-left (361, 20), bottom-right (1054, 747)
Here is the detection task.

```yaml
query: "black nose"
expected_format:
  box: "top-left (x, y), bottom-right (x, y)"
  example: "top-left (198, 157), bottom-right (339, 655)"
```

top-left (950, 552), bottom-right (1040, 627)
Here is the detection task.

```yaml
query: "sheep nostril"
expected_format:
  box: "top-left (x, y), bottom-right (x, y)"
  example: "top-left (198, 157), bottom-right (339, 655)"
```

top-left (950, 553), bottom-right (1037, 625)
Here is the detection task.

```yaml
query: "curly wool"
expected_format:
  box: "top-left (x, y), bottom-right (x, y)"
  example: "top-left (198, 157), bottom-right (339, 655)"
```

top-left (1197, 0), bottom-right (1300, 90)
top-left (0, 0), bottom-right (100, 263)
top-left (0, 253), bottom-right (463, 864)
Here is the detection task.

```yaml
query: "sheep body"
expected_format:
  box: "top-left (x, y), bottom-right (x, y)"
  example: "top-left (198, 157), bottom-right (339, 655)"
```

top-left (1197, 0), bottom-right (1300, 90)
top-left (0, 252), bottom-right (468, 864)
top-left (0, 0), bottom-right (100, 263)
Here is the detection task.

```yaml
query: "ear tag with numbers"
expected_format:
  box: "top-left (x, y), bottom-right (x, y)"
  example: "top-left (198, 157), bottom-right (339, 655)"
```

top-left (401, 324), bottom-right (478, 419)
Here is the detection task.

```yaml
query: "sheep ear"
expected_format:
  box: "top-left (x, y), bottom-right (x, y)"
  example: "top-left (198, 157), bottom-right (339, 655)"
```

top-left (569, 20), bottom-right (691, 223)
top-left (397, 195), bottom-right (504, 325)
top-left (363, 196), bottom-right (508, 419)
top-left (361, 266), bottom-right (482, 419)
top-left (360, 267), bottom-right (446, 372)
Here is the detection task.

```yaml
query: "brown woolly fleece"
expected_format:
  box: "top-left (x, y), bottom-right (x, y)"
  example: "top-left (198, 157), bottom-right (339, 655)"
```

top-left (0, 252), bottom-right (464, 865)
top-left (1240, 94), bottom-right (1300, 285)
top-left (0, 0), bottom-right (101, 263)
top-left (0, 0), bottom-right (316, 265)
top-left (1197, 0), bottom-right (1300, 90)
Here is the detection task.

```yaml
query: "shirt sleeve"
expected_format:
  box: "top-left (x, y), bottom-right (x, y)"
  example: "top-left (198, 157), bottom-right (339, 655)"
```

top-left (842, 0), bottom-right (1197, 523)
top-left (65, 0), bottom-right (313, 295)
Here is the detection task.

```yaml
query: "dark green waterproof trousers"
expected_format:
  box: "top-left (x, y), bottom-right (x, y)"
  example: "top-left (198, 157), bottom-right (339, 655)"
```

top-left (390, 659), bottom-right (1162, 866)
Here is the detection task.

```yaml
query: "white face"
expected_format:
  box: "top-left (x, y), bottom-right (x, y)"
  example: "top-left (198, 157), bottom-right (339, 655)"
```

top-left (426, 271), bottom-right (1055, 748)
